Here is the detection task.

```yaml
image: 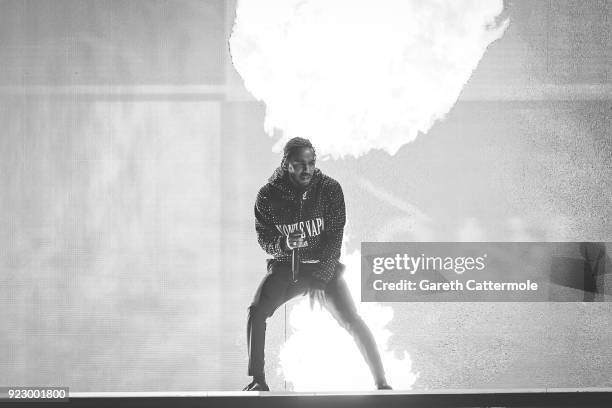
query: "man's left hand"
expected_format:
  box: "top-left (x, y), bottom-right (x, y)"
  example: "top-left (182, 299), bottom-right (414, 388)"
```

top-left (308, 286), bottom-right (326, 310)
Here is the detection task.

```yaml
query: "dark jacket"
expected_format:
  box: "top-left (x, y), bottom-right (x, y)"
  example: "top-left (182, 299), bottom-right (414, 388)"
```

top-left (254, 167), bottom-right (346, 285)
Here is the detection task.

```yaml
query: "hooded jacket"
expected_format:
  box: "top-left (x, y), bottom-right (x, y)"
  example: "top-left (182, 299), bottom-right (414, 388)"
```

top-left (254, 166), bottom-right (345, 285)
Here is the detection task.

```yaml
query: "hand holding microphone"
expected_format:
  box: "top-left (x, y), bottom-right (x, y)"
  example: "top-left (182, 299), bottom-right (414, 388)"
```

top-left (286, 231), bottom-right (307, 250)
top-left (291, 191), bottom-right (308, 282)
top-left (288, 230), bottom-right (306, 283)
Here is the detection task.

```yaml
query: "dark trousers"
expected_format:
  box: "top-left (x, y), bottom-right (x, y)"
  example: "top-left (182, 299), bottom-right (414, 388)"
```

top-left (247, 260), bottom-right (386, 384)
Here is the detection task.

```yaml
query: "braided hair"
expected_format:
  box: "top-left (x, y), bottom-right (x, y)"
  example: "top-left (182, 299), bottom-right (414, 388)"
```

top-left (280, 137), bottom-right (317, 171)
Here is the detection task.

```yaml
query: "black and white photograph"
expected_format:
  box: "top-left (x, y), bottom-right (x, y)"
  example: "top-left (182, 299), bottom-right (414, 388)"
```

top-left (1, 0), bottom-right (611, 407)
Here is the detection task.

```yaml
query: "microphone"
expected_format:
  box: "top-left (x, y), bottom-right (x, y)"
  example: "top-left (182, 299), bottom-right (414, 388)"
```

top-left (292, 191), bottom-right (307, 282)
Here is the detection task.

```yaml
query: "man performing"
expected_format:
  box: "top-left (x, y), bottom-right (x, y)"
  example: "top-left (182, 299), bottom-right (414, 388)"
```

top-left (243, 137), bottom-right (392, 391)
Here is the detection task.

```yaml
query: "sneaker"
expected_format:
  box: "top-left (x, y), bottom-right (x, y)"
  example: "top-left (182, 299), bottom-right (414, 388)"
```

top-left (377, 382), bottom-right (393, 390)
top-left (242, 380), bottom-right (270, 391)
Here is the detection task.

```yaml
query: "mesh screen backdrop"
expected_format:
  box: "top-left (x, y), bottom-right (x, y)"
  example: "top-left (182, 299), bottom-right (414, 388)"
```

top-left (1, 0), bottom-right (611, 391)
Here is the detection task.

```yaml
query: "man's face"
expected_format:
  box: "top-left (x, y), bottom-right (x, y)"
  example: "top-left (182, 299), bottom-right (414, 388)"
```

top-left (287, 147), bottom-right (316, 187)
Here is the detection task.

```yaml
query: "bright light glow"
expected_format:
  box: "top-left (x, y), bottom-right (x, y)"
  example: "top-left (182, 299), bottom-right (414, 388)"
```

top-left (230, 0), bottom-right (508, 158)
top-left (231, 0), bottom-right (509, 390)
top-left (278, 247), bottom-right (419, 391)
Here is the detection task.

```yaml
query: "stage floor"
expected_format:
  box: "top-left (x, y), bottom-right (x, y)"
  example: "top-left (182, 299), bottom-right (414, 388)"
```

top-left (15, 387), bottom-right (611, 407)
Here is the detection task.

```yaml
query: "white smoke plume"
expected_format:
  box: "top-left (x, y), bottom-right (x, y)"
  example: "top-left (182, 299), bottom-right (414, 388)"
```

top-left (230, 0), bottom-right (508, 158)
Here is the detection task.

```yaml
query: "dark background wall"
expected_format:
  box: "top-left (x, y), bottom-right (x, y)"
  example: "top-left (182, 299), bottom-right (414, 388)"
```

top-left (1, 0), bottom-right (611, 391)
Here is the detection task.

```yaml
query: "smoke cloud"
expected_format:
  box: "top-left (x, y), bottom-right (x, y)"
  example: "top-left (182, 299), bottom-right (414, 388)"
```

top-left (230, 0), bottom-right (508, 158)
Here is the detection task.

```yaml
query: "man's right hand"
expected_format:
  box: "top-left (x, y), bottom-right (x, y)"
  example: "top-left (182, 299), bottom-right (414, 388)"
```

top-left (286, 231), bottom-right (307, 250)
